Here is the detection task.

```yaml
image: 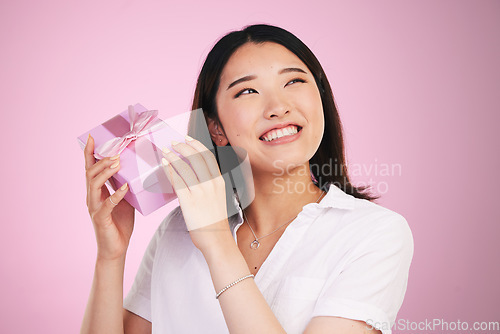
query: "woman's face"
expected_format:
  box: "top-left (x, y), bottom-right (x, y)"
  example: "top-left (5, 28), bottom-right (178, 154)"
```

top-left (215, 42), bottom-right (324, 174)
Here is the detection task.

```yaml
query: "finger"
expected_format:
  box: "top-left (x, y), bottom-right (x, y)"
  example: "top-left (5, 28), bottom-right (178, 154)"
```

top-left (161, 157), bottom-right (190, 197)
top-left (84, 134), bottom-right (96, 171)
top-left (162, 146), bottom-right (198, 189)
top-left (86, 179), bottom-right (111, 209)
top-left (85, 155), bottom-right (120, 185)
top-left (184, 135), bottom-right (222, 178)
top-left (88, 158), bottom-right (121, 212)
top-left (170, 141), bottom-right (212, 184)
top-left (85, 155), bottom-right (121, 206)
top-left (93, 183), bottom-right (129, 222)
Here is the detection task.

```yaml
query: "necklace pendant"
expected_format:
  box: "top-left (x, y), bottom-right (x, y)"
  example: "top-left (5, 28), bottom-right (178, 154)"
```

top-left (250, 240), bottom-right (260, 249)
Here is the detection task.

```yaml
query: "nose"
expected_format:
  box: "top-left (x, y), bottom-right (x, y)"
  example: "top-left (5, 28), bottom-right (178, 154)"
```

top-left (263, 92), bottom-right (290, 119)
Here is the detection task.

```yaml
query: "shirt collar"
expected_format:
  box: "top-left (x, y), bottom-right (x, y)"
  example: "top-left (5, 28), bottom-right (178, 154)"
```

top-left (316, 182), bottom-right (356, 210)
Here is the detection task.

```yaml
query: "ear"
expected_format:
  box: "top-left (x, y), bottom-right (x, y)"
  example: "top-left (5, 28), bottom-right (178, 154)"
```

top-left (207, 117), bottom-right (229, 146)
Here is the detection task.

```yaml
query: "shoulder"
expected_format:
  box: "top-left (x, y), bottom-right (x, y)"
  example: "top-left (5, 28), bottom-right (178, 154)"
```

top-left (352, 198), bottom-right (411, 233)
top-left (320, 193), bottom-right (413, 254)
top-left (348, 198), bottom-right (414, 257)
top-left (312, 195), bottom-right (414, 286)
top-left (318, 184), bottom-right (411, 234)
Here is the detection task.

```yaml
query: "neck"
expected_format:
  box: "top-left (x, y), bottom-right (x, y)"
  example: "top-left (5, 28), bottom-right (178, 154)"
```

top-left (240, 162), bottom-right (324, 236)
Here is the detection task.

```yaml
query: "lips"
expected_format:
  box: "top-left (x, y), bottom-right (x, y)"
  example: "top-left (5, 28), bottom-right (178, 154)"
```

top-left (259, 123), bottom-right (302, 140)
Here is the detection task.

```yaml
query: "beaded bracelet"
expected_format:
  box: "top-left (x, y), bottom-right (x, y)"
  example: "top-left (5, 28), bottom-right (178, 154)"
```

top-left (215, 274), bottom-right (255, 299)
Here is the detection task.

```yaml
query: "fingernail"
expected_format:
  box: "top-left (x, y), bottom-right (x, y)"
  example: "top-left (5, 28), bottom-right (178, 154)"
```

top-left (110, 154), bottom-right (120, 160)
top-left (162, 147), bottom-right (171, 154)
top-left (120, 183), bottom-right (128, 190)
top-left (161, 157), bottom-right (169, 166)
top-left (86, 134), bottom-right (90, 145)
top-left (171, 140), bottom-right (180, 146)
top-left (110, 160), bottom-right (120, 169)
top-left (185, 135), bottom-right (194, 141)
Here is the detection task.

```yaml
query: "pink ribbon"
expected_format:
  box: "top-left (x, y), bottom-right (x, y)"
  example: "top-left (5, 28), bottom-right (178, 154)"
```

top-left (94, 105), bottom-right (163, 159)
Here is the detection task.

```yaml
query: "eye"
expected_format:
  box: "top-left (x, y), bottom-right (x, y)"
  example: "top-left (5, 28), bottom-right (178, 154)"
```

top-left (234, 88), bottom-right (258, 98)
top-left (286, 78), bottom-right (306, 86)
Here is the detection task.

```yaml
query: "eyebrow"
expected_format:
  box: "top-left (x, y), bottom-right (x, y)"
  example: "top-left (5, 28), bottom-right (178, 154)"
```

top-left (226, 75), bottom-right (257, 91)
top-left (278, 67), bottom-right (307, 75)
top-left (226, 67), bottom-right (308, 91)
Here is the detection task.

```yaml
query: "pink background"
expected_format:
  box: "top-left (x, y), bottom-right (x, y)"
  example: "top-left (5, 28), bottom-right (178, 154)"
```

top-left (1, 0), bottom-right (498, 333)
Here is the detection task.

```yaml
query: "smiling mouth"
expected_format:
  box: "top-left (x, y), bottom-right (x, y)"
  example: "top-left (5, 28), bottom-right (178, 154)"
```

top-left (259, 125), bottom-right (303, 142)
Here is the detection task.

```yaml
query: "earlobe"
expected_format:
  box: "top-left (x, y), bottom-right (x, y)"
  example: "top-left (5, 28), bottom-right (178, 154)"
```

top-left (208, 118), bottom-right (228, 146)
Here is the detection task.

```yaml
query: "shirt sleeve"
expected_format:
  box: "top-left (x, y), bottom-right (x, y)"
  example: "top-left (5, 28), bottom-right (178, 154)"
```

top-left (311, 213), bottom-right (414, 334)
top-left (123, 207), bottom-right (180, 322)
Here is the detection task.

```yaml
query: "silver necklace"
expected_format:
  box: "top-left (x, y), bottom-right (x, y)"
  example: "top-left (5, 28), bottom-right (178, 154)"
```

top-left (242, 190), bottom-right (326, 250)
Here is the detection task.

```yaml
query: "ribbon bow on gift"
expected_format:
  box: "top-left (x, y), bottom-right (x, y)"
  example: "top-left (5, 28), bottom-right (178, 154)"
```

top-left (94, 105), bottom-right (164, 159)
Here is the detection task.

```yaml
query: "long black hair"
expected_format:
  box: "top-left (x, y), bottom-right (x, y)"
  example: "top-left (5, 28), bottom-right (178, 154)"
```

top-left (188, 24), bottom-right (378, 201)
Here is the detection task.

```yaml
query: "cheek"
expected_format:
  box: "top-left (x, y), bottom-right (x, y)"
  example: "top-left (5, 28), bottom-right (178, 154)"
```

top-left (298, 88), bottom-right (323, 119)
top-left (219, 104), bottom-right (255, 133)
top-left (303, 88), bottom-right (325, 138)
top-left (316, 106), bottom-right (325, 138)
top-left (218, 112), bottom-right (252, 145)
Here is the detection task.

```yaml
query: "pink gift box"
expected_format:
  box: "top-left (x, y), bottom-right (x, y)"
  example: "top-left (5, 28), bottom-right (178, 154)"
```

top-left (77, 103), bottom-right (185, 215)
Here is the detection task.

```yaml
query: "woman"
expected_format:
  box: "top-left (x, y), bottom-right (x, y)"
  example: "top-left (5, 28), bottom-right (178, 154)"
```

top-left (81, 24), bottom-right (413, 334)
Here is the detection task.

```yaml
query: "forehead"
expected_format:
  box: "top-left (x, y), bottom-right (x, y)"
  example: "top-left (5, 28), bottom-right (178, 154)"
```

top-left (220, 42), bottom-right (306, 81)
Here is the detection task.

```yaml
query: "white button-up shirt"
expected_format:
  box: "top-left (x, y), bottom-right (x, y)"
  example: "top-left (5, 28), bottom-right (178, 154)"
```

top-left (124, 183), bottom-right (414, 334)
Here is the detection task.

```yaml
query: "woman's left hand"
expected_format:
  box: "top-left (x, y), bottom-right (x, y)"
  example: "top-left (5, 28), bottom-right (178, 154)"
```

top-left (161, 136), bottom-right (232, 252)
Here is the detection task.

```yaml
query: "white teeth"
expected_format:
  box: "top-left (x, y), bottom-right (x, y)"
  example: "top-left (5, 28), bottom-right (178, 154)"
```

top-left (262, 125), bottom-right (299, 142)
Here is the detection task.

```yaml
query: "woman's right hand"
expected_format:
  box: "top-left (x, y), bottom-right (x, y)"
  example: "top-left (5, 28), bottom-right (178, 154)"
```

top-left (84, 134), bottom-right (135, 261)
